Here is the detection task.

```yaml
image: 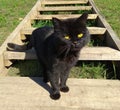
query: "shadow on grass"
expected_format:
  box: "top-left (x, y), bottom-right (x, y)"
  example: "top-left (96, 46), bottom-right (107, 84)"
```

top-left (8, 60), bottom-right (116, 79)
top-left (8, 60), bottom-right (43, 77)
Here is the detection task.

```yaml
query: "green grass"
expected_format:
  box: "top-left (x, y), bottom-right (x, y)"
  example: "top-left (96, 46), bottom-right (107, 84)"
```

top-left (0, 0), bottom-right (119, 78)
top-left (70, 62), bottom-right (107, 79)
top-left (32, 20), bottom-right (53, 27)
top-left (94, 0), bottom-right (120, 37)
top-left (0, 0), bottom-right (37, 46)
top-left (8, 60), bottom-right (43, 76)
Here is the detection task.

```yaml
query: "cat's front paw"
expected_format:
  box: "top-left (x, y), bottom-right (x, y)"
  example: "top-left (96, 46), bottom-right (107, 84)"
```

top-left (50, 93), bottom-right (61, 100)
top-left (60, 86), bottom-right (69, 92)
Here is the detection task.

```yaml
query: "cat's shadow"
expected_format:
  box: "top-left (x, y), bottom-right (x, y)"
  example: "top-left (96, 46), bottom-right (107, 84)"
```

top-left (30, 77), bottom-right (52, 94)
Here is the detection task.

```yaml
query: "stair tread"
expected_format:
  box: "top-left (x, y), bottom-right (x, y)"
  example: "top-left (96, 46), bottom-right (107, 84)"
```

top-left (38, 6), bottom-right (92, 11)
top-left (0, 77), bottom-right (120, 110)
top-left (4, 47), bottom-right (120, 61)
top-left (21, 27), bottom-right (106, 35)
top-left (35, 14), bottom-right (98, 20)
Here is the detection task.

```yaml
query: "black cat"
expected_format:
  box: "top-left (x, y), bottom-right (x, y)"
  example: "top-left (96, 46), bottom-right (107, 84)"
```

top-left (7, 13), bottom-right (90, 100)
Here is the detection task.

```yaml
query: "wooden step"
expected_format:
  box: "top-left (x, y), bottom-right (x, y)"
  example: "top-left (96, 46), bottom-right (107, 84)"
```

top-left (42, 0), bottom-right (88, 5)
top-left (4, 47), bottom-right (120, 61)
top-left (35, 14), bottom-right (98, 20)
top-left (38, 6), bottom-right (92, 11)
top-left (21, 27), bottom-right (106, 35)
top-left (79, 47), bottom-right (120, 60)
top-left (0, 77), bottom-right (120, 110)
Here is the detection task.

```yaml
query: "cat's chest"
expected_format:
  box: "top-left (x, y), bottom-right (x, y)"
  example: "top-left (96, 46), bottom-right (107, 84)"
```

top-left (60, 50), bottom-right (79, 62)
top-left (65, 55), bottom-right (78, 65)
top-left (59, 54), bottom-right (78, 67)
top-left (54, 57), bottom-right (77, 72)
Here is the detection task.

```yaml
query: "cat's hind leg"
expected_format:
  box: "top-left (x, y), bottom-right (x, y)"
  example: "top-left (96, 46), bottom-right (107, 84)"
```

top-left (39, 61), bottom-right (49, 83)
top-left (43, 68), bottom-right (49, 83)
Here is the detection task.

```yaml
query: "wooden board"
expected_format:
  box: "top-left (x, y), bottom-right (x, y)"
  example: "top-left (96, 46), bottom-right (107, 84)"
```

top-left (4, 47), bottom-right (120, 61)
top-left (38, 6), bottom-right (92, 11)
top-left (20, 27), bottom-right (106, 36)
top-left (0, 77), bottom-right (120, 110)
top-left (42, 0), bottom-right (88, 5)
top-left (35, 14), bottom-right (98, 20)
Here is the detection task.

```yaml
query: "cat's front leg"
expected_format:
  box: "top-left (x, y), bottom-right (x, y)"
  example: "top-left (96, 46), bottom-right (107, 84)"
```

top-left (48, 71), bottom-right (61, 100)
top-left (60, 70), bottom-right (70, 92)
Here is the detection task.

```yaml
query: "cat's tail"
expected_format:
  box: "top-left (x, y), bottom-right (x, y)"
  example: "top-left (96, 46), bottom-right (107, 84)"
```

top-left (7, 42), bottom-right (32, 51)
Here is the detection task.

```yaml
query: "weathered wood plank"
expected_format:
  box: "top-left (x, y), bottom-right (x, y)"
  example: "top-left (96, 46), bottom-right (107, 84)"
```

top-left (4, 47), bottom-right (120, 61)
top-left (38, 6), bottom-right (92, 11)
top-left (21, 27), bottom-right (106, 35)
top-left (35, 14), bottom-right (98, 20)
top-left (88, 27), bottom-right (106, 35)
top-left (4, 49), bottom-right (37, 60)
top-left (42, 0), bottom-right (88, 5)
top-left (79, 47), bottom-right (120, 60)
top-left (0, 77), bottom-right (120, 110)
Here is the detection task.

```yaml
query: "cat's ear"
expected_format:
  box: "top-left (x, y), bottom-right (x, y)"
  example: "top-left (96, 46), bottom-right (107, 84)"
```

top-left (52, 17), bottom-right (62, 29)
top-left (76, 13), bottom-right (88, 25)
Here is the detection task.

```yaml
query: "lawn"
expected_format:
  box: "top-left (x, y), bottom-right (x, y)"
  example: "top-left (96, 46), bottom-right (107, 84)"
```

top-left (0, 0), bottom-right (36, 46)
top-left (0, 0), bottom-right (120, 78)
top-left (94, 0), bottom-right (120, 37)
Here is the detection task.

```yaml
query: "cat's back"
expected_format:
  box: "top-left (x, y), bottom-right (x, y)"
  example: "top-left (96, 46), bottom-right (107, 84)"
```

top-left (31, 26), bottom-right (54, 46)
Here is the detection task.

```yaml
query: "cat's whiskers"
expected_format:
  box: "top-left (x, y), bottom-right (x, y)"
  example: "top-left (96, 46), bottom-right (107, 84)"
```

top-left (64, 47), bottom-right (71, 58)
top-left (58, 45), bottom-right (70, 57)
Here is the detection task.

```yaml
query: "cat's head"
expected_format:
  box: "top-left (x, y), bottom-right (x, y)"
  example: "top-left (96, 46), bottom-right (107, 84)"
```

top-left (52, 13), bottom-right (89, 55)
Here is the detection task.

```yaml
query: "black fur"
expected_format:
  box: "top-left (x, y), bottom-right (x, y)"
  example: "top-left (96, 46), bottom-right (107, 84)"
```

top-left (7, 13), bottom-right (90, 100)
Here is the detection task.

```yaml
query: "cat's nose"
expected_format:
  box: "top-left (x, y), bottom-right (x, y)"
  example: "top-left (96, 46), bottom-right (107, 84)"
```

top-left (73, 41), bottom-right (77, 44)
top-left (72, 41), bottom-right (78, 47)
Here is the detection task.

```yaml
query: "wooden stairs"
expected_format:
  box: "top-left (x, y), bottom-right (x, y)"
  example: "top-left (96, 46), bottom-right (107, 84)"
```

top-left (0, 0), bottom-right (120, 73)
top-left (0, 0), bottom-right (120, 109)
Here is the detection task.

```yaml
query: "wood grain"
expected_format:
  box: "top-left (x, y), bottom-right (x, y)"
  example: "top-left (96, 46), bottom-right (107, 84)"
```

top-left (38, 6), bottom-right (92, 11)
top-left (4, 47), bottom-right (120, 61)
top-left (0, 77), bottom-right (120, 110)
top-left (42, 0), bottom-right (88, 5)
top-left (20, 27), bottom-right (106, 35)
top-left (35, 14), bottom-right (98, 20)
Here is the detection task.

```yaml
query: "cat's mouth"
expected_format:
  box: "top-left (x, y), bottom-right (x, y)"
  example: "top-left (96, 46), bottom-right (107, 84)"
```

top-left (71, 47), bottom-right (80, 51)
top-left (71, 43), bottom-right (81, 51)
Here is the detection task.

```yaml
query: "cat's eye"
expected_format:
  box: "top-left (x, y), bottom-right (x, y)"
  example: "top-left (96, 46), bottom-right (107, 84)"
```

top-left (64, 35), bottom-right (70, 40)
top-left (78, 33), bottom-right (83, 38)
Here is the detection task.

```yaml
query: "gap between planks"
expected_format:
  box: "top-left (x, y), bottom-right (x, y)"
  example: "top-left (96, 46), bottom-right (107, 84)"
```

top-left (20, 27), bottom-right (106, 35)
top-left (4, 47), bottom-right (120, 61)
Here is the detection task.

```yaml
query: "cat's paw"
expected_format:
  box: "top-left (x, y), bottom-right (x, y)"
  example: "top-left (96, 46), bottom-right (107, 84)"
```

top-left (50, 93), bottom-right (61, 100)
top-left (60, 86), bottom-right (69, 92)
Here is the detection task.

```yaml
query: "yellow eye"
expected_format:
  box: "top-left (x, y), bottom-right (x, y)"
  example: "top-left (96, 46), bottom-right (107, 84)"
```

top-left (64, 35), bottom-right (70, 40)
top-left (78, 33), bottom-right (83, 38)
